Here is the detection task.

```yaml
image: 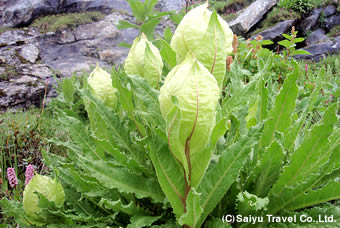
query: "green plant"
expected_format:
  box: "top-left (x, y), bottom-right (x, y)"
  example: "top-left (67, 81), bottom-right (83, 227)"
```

top-left (278, 0), bottom-right (318, 14)
top-left (328, 25), bottom-right (340, 38)
top-left (88, 64), bottom-right (118, 109)
top-left (30, 11), bottom-right (105, 33)
top-left (1, 2), bottom-right (339, 227)
top-left (124, 33), bottom-right (163, 89)
top-left (23, 174), bottom-right (65, 226)
top-left (117, 0), bottom-right (170, 41)
top-left (278, 27), bottom-right (311, 59)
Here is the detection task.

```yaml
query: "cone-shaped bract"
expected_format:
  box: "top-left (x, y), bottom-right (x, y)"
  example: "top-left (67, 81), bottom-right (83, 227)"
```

top-left (159, 54), bottom-right (220, 188)
top-left (171, 2), bottom-right (233, 90)
top-left (124, 33), bottom-right (163, 88)
top-left (23, 174), bottom-right (64, 225)
top-left (88, 64), bottom-right (117, 109)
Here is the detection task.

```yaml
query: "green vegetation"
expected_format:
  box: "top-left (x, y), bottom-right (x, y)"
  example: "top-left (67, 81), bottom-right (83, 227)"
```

top-left (0, 1), bottom-right (339, 227)
top-left (30, 11), bottom-right (106, 33)
top-left (328, 25), bottom-right (340, 37)
top-left (0, 27), bottom-right (14, 35)
top-left (0, 108), bottom-right (68, 211)
top-left (278, 0), bottom-right (320, 14)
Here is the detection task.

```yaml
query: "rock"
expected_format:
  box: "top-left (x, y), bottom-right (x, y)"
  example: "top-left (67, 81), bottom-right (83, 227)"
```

top-left (0, 0), bottom-right (183, 111)
top-left (229, 0), bottom-right (277, 35)
top-left (252, 19), bottom-right (295, 42)
top-left (17, 43), bottom-right (40, 63)
top-left (13, 75), bottom-right (37, 84)
top-left (155, 0), bottom-right (185, 12)
top-left (61, 0), bottom-right (131, 14)
top-left (38, 13), bottom-right (139, 76)
top-left (0, 62), bottom-right (53, 111)
top-left (0, 80), bottom-right (46, 111)
top-left (323, 5), bottom-right (336, 17)
top-left (0, 29), bottom-right (40, 47)
top-left (300, 8), bottom-right (323, 34)
top-left (324, 14), bottom-right (340, 30)
top-left (0, 0), bottom-right (134, 28)
top-left (294, 36), bottom-right (340, 61)
top-left (0, 0), bottom-right (61, 27)
top-left (306, 29), bottom-right (330, 46)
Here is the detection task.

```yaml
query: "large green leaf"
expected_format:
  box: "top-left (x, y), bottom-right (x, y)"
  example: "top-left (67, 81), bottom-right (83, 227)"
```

top-left (285, 181), bottom-right (340, 211)
top-left (99, 198), bottom-right (148, 216)
top-left (236, 191), bottom-right (269, 216)
top-left (283, 86), bottom-right (319, 152)
top-left (197, 126), bottom-right (261, 227)
top-left (80, 158), bottom-right (164, 203)
top-left (149, 137), bottom-right (185, 217)
top-left (128, 75), bottom-right (165, 131)
top-left (268, 104), bottom-right (338, 214)
top-left (257, 79), bottom-right (268, 122)
top-left (126, 0), bottom-right (145, 22)
top-left (258, 63), bottom-right (299, 154)
top-left (254, 140), bottom-right (285, 197)
top-left (127, 215), bottom-right (162, 228)
top-left (160, 40), bottom-right (177, 69)
top-left (179, 189), bottom-right (203, 227)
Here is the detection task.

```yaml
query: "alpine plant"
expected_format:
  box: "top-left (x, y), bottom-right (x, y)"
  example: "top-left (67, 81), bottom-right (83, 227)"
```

top-left (171, 2), bottom-right (233, 90)
top-left (159, 53), bottom-right (220, 188)
top-left (124, 33), bottom-right (163, 88)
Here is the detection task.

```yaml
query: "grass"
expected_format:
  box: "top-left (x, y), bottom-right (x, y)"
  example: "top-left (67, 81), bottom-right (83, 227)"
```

top-left (30, 11), bottom-right (106, 33)
top-left (297, 53), bottom-right (340, 109)
top-left (0, 108), bottom-right (68, 202)
top-left (0, 27), bottom-right (15, 35)
top-left (328, 25), bottom-right (340, 37)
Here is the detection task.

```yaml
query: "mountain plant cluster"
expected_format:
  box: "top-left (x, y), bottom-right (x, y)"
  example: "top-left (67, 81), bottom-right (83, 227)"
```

top-left (0, 0), bottom-right (339, 227)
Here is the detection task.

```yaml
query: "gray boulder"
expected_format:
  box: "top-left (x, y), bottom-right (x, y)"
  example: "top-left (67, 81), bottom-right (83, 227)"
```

top-left (0, 0), bottom-right (133, 28)
top-left (156, 0), bottom-right (185, 12)
top-left (0, 0), bottom-right (61, 27)
top-left (0, 63), bottom-right (53, 110)
top-left (252, 19), bottom-right (295, 41)
top-left (61, 0), bottom-right (131, 14)
top-left (17, 42), bottom-right (40, 63)
top-left (294, 36), bottom-right (340, 61)
top-left (324, 14), bottom-right (340, 30)
top-left (300, 8), bottom-right (323, 34)
top-left (323, 5), bottom-right (336, 17)
top-left (306, 29), bottom-right (330, 46)
top-left (38, 13), bottom-right (139, 76)
top-left (229, 0), bottom-right (277, 35)
top-left (0, 11), bottom-right (141, 111)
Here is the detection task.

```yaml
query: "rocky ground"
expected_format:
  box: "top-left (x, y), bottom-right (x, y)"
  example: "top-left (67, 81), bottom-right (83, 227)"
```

top-left (0, 0), bottom-right (339, 111)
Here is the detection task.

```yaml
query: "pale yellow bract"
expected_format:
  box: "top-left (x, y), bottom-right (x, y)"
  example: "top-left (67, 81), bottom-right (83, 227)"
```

top-left (124, 33), bottom-right (163, 88)
top-left (171, 2), bottom-right (234, 90)
top-left (159, 53), bottom-right (220, 188)
top-left (88, 64), bottom-right (117, 109)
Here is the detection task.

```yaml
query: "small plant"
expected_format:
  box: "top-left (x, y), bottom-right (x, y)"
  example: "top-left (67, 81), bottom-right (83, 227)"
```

top-left (278, 26), bottom-right (311, 59)
top-left (278, 0), bottom-right (318, 14)
top-left (117, 0), bottom-right (169, 41)
top-left (1, 2), bottom-right (339, 227)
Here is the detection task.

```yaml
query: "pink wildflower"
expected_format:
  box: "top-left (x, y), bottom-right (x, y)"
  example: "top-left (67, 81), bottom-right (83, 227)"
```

top-left (305, 64), bottom-right (309, 80)
top-left (25, 164), bottom-right (35, 185)
top-left (7, 168), bottom-right (18, 188)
